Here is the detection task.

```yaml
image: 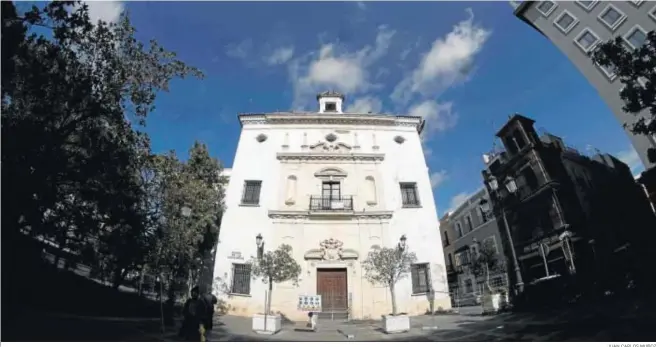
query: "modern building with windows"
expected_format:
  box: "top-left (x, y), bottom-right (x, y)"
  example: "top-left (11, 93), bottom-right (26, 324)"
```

top-left (439, 188), bottom-right (508, 309)
top-left (513, 1), bottom-right (655, 171)
top-left (212, 92), bottom-right (451, 321)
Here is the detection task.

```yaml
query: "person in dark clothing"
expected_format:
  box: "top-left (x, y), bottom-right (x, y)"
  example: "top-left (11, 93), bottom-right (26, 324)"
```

top-left (179, 286), bottom-right (206, 341)
top-left (200, 291), bottom-right (218, 341)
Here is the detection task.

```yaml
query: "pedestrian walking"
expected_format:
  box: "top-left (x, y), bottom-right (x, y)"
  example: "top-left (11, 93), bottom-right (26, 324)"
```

top-left (179, 286), bottom-right (206, 341)
top-left (200, 290), bottom-right (218, 341)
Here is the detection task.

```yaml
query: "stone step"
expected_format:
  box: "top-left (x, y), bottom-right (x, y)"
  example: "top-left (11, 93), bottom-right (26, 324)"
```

top-left (317, 312), bottom-right (349, 321)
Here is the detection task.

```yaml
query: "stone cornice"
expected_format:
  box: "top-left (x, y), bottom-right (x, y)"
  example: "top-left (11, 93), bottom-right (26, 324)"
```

top-left (239, 113), bottom-right (422, 131)
top-left (268, 209), bottom-right (393, 220)
top-left (277, 152), bottom-right (385, 162)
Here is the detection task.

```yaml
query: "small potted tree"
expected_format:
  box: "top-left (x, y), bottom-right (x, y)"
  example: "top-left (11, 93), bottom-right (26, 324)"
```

top-left (470, 241), bottom-right (506, 313)
top-left (362, 244), bottom-right (417, 334)
top-left (249, 243), bottom-right (302, 335)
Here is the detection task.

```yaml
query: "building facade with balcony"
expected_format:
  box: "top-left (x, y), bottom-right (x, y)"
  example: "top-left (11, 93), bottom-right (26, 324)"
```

top-left (440, 188), bottom-right (509, 308)
top-left (212, 92), bottom-right (451, 321)
top-left (482, 114), bottom-right (656, 306)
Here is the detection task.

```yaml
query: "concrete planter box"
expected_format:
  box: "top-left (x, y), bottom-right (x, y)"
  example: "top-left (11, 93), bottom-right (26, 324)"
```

top-left (383, 314), bottom-right (410, 334)
top-left (482, 293), bottom-right (503, 313)
top-left (252, 314), bottom-right (282, 335)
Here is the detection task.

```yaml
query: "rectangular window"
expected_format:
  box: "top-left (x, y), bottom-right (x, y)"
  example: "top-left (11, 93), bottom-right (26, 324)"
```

top-left (231, 263), bottom-right (252, 295)
top-left (624, 25), bottom-right (648, 49)
top-left (598, 5), bottom-right (626, 31)
top-left (630, 0), bottom-right (644, 6)
top-left (464, 279), bottom-right (473, 293)
top-left (400, 182), bottom-right (420, 207)
top-left (513, 129), bottom-right (527, 149)
top-left (596, 62), bottom-right (617, 81)
top-left (443, 231), bottom-right (450, 246)
top-left (465, 215), bottom-right (473, 232)
top-left (536, 1), bottom-right (557, 17)
top-left (322, 181), bottom-right (341, 199)
top-left (411, 263), bottom-right (430, 294)
top-left (575, 0), bottom-right (597, 11)
top-left (574, 28), bottom-right (600, 52)
top-left (649, 4), bottom-right (656, 22)
top-left (456, 222), bottom-right (463, 237)
top-left (325, 102), bottom-right (337, 112)
top-left (241, 180), bottom-right (262, 205)
top-left (554, 10), bottom-right (578, 34)
top-left (490, 276), bottom-right (506, 288)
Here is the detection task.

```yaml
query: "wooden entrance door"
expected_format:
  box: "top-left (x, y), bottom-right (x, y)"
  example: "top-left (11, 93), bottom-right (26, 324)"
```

top-left (316, 269), bottom-right (348, 312)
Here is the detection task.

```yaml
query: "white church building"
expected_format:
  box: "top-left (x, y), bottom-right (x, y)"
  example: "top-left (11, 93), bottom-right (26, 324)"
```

top-left (212, 92), bottom-right (451, 321)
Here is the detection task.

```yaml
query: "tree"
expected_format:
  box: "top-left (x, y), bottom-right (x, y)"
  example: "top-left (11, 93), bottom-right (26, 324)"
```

top-left (145, 142), bottom-right (225, 299)
top-left (591, 30), bottom-right (655, 161)
top-left (362, 246), bottom-right (417, 316)
top-left (2, 0), bottom-right (203, 285)
top-left (248, 244), bottom-right (302, 316)
top-left (470, 242), bottom-right (505, 294)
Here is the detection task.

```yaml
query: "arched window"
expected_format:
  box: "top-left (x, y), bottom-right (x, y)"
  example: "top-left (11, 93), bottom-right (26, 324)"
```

top-left (365, 176), bottom-right (377, 205)
top-left (285, 175), bottom-right (297, 205)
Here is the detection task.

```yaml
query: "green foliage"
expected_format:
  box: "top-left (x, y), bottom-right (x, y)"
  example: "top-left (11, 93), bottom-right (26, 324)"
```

top-left (248, 244), bottom-right (302, 286)
top-left (591, 30), bottom-right (655, 162)
top-left (362, 247), bottom-right (417, 315)
top-left (470, 242), bottom-right (505, 293)
top-left (362, 247), bottom-right (417, 287)
top-left (1, 0), bottom-right (221, 293)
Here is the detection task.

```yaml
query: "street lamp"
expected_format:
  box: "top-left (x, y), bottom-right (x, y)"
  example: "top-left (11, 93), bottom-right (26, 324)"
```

top-left (256, 234), bottom-right (264, 259)
top-left (398, 235), bottom-right (407, 252)
top-left (480, 176), bottom-right (525, 294)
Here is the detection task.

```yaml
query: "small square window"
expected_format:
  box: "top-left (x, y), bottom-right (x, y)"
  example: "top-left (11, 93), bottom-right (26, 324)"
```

top-left (241, 180), bottom-right (262, 205)
top-left (574, 28), bottom-right (600, 53)
top-left (649, 4), bottom-right (656, 22)
top-left (624, 25), bottom-right (648, 49)
top-left (596, 63), bottom-right (617, 82)
top-left (630, 0), bottom-right (644, 7)
top-left (324, 102), bottom-right (337, 112)
top-left (598, 5), bottom-right (626, 31)
top-left (536, 1), bottom-right (557, 17)
top-left (576, 0), bottom-right (598, 11)
top-left (400, 182), bottom-right (420, 207)
top-left (554, 10), bottom-right (579, 34)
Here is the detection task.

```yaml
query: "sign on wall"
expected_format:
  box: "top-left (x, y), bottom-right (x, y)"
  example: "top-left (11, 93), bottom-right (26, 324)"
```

top-left (227, 251), bottom-right (243, 260)
top-left (297, 295), bottom-right (322, 312)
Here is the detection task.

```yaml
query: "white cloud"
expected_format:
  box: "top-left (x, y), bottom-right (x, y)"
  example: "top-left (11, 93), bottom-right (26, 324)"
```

top-left (446, 192), bottom-right (471, 214)
top-left (616, 147), bottom-right (645, 175)
top-left (345, 96), bottom-right (383, 114)
top-left (80, 1), bottom-right (124, 24)
top-left (288, 25), bottom-right (395, 110)
top-left (391, 9), bottom-right (490, 105)
top-left (265, 46), bottom-right (294, 66)
top-left (409, 100), bottom-right (458, 134)
top-left (226, 39), bottom-right (253, 59)
top-left (356, 1), bottom-right (367, 10)
top-left (430, 170), bottom-right (448, 189)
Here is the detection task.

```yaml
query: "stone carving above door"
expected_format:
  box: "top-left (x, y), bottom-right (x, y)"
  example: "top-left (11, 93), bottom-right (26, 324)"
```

top-left (304, 238), bottom-right (359, 261)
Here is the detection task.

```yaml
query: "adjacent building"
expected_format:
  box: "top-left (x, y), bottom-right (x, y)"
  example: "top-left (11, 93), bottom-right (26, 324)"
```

top-left (212, 92), bottom-right (451, 321)
top-left (513, 0), bottom-right (656, 169)
top-left (439, 188), bottom-right (509, 308)
top-left (512, 1), bottom-right (656, 211)
top-left (482, 114), bottom-right (656, 306)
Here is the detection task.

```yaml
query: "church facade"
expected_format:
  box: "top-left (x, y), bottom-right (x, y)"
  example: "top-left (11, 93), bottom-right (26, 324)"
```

top-left (212, 92), bottom-right (451, 321)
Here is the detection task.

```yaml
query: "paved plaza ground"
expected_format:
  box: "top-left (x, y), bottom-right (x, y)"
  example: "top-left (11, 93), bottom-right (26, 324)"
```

top-left (6, 293), bottom-right (656, 342)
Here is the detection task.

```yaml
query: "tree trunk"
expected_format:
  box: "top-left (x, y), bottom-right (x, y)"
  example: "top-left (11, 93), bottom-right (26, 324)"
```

top-left (389, 282), bottom-right (398, 316)
top-left (485, 263), bottom-right (492, 293)
top-left (266, 278), bottom-right (273, 315)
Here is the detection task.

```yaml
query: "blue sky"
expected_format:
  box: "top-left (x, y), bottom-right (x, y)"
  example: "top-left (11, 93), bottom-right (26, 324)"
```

top-left (85, 1), bottom-right (642, 215)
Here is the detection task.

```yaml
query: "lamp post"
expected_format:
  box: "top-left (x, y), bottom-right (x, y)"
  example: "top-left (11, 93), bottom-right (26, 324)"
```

top-left (397, 235), bottom-right (407, 253)
top-left (255, 234), bottom-right (270, 331)
top-left (480, 175), bottom-right (524, 295)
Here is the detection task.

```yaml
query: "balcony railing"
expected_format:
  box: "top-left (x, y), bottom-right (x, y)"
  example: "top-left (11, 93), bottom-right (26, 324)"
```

top-left (309, 195), bottom-right (354, 211)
